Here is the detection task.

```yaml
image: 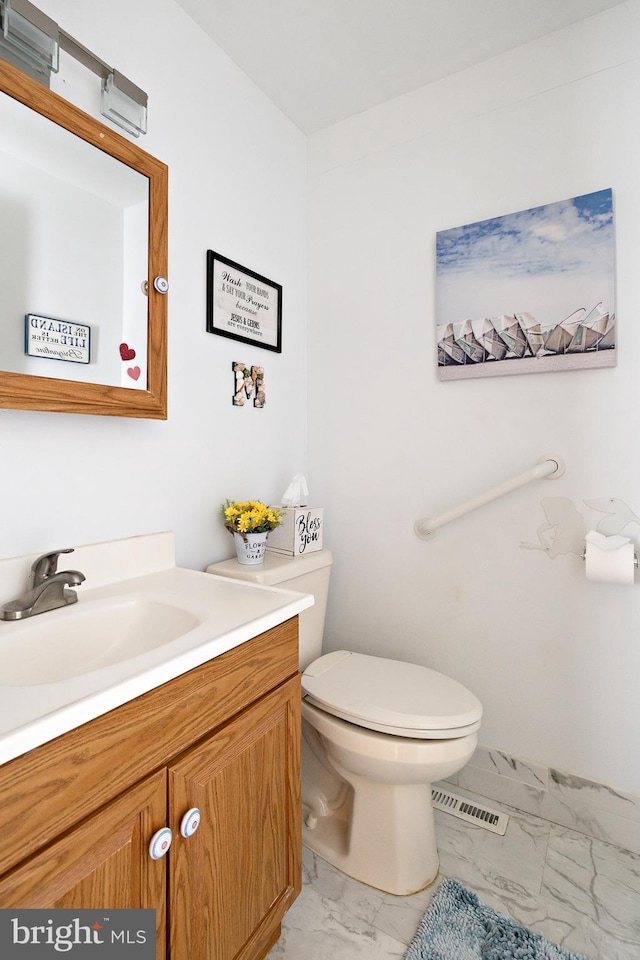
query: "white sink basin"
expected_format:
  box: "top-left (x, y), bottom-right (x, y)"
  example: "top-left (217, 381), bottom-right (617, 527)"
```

top-left (0, 534), bottom-right (315, 767)
top-left (0, 596), bottom-right (202, 686)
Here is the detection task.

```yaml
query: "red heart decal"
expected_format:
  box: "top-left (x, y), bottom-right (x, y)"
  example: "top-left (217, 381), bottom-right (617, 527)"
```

top-left (119, 342), bottom-right (136, 361)
top-left (127, 366), bottom-right (141, 381)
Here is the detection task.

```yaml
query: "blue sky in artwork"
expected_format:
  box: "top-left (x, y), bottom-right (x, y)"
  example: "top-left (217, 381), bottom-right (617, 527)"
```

top-left (436, 189), bottom-right (614, 279)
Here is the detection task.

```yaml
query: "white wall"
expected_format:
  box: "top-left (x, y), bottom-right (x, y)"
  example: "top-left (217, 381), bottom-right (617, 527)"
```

top-left (307, 1), bottom-right (640, 793)
top-left (0, 0), bottom-right (308, 569)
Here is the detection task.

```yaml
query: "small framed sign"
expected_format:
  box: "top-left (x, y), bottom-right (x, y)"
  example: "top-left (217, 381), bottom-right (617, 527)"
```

top-left (206, 250), bottom-right (282, 353)
top-left (25, 314), bottom-right (90, 364)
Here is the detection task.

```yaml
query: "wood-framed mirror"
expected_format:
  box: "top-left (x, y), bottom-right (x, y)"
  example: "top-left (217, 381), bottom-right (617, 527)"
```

top-left (0, 58), bottom-right (167, 418)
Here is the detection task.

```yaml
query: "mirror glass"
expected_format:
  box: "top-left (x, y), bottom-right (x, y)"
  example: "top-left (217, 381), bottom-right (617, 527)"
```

top-left (0, 59), bottom-right (167, 418)
top-left (0, 90), bottom-right (149, 389)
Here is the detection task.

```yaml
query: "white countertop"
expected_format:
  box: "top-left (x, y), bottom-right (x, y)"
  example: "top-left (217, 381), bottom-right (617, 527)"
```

top-left (0, 534), bottom-right (313, 767)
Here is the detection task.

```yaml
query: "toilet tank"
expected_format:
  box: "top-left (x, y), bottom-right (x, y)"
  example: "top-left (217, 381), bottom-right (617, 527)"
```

top-left (205, 549), bottom-right (333, 670)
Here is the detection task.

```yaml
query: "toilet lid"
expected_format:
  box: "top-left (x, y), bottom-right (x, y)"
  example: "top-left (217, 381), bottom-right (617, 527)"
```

top-left (301, 651), bottom-right (482, 739)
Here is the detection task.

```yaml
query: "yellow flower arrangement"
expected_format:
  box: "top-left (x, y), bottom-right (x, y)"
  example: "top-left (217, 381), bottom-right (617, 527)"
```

top-left (222, 499), bottom-right (283, 539)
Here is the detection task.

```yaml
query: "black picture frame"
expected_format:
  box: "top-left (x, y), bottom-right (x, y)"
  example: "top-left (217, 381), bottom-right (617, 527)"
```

top-left (206, 250), bottom-right (282, 353)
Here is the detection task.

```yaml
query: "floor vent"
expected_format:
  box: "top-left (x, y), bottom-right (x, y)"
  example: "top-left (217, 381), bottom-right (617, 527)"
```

top-left (431, 788), bottom-right (509, 836)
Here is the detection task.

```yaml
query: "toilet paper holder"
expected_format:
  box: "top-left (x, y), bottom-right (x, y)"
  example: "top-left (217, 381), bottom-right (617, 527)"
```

top-left (581, 546), bottom-right (639, 567)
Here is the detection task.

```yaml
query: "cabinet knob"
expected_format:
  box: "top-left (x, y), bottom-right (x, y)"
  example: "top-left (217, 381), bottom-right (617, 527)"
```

top-left (149, 826), bottom-right (173, 859)
top-left (180, 807), bottom-right (201, 838)
top-left (141, 277), bottom-right (170, 295)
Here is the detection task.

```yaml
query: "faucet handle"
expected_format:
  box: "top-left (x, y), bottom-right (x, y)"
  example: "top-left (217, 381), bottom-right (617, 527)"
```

top-left (29, 548), bottom-right (75, 588)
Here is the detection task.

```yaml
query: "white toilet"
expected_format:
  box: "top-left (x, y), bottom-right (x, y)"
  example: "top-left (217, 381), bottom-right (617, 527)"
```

top-left (206, 549), bottom-right (482, 896)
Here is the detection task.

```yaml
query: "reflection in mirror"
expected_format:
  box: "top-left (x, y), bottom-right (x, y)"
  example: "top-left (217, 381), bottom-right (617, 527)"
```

top-left (0, 89), bottom-right (149, 389)
top-left (0, 58), bottom-right (167, 418)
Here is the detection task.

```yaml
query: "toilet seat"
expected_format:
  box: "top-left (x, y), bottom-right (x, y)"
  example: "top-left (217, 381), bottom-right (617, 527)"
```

top-left (302, 650), bottom-right (482, 739)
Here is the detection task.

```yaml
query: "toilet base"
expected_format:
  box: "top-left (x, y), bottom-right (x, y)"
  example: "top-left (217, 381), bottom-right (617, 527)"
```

top-left (302, 772), bottom-right (440, 896)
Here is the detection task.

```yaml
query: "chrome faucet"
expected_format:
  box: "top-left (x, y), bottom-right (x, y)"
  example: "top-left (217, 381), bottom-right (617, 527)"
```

top-left (1, 548), bottom-right (86, 621)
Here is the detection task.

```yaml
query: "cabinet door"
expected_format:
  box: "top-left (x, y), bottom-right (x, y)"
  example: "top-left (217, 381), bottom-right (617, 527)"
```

top-left (169, 675), bottom-right (301, 960)
top-left (0, 770), bottom-right (167, 959)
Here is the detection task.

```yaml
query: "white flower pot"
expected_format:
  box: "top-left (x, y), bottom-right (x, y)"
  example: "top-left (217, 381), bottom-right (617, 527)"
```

top-left (233, 532), bottom-right (268, 565)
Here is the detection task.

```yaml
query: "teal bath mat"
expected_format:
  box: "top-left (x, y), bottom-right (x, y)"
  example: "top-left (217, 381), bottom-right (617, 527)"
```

top-left (403, 878), bottom-right (587, 960)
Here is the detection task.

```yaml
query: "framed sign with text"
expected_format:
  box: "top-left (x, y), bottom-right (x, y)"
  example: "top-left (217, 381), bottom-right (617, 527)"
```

top-left (25, 314), bottom-right (90, 364)
top-left (206, 250), bottom-right (282, 353)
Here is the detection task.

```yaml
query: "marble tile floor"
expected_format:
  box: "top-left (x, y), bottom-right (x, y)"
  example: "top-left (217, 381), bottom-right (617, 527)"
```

top-left (267, 797), bottom-right (640, 960)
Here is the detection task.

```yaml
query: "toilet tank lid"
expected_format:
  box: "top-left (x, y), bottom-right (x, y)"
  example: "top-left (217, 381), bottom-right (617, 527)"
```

top-left (205, 548), bottom-right (333, 585)
top-left (302, 651), bottom-right (482, 735)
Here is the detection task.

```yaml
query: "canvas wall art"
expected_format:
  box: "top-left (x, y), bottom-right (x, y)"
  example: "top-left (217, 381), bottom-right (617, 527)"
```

top-left (435, 189), bottom-right (616, 380)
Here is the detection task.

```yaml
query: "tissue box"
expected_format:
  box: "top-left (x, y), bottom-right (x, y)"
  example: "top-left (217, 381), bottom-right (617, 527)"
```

top-left (266, 507), bottom-right (324, 556)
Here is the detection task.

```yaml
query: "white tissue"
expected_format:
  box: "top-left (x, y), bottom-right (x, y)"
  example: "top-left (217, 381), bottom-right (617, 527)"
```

top-left (280, 473), bottom-right (309, 507)
top-left (584, 530), bottom-right (636, 585)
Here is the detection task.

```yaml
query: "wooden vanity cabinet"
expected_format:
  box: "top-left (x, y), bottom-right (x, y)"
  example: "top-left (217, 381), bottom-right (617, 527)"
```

top-left (169, 679), bottom-right (300, 960)
top-left (0, 618), bottom-right (302, 960)
top-left (0, 771), bottom-right (167, 936)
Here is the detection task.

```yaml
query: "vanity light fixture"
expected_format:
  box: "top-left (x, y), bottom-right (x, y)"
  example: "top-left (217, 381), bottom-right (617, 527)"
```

top-left (59, 31), bottom-right (147, 137)
top-left (100, 69), bottom-right (147, 138)
top-left (0, 0), bottom-right (58, 81)
top-left (0, 0), bottom-right (148, 136)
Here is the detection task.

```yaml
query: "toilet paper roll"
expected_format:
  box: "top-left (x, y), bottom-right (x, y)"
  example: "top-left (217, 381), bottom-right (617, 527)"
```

top-left (584, 536), bottom-right (636, 585)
